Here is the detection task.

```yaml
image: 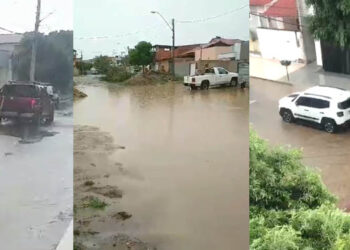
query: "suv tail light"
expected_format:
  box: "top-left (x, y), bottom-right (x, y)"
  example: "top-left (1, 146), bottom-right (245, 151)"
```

top-left (337, 111), bottom-right (344, 117)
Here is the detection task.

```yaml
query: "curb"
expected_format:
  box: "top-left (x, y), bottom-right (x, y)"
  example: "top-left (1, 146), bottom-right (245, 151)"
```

top-left (56, 220), bottom-right (73, 250)
top-left (250, 76), bottom-right (293, 86)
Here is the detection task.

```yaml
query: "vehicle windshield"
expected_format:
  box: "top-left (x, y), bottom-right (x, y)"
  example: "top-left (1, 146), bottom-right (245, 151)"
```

top-left (3, 85), bottom-right (39, 98)
top-left (338, 98), bottom-right (350, 109)
top-left (288, 94), bottom-right (299, 102)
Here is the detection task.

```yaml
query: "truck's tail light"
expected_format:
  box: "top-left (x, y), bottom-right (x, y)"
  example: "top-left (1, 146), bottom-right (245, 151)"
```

top-left (192, 77), bottom-right (195, 83)
top-left (31, 99), bottom-right (37, 109)
top-left (337, 111), bottom-right (344, 117)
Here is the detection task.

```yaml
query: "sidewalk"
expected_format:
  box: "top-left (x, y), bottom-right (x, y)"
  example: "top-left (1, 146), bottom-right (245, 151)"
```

top-left (250, 55), bottom-right (350, 90)
top-left (56, 220), bottom-right (73, 250)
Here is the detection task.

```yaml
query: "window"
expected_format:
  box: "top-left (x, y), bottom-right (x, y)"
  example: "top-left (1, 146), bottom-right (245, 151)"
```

top-left (295, 96), bottom-right (312, 107)
top-left (310, 98), bottom-right (330, 109)
top-left (218, 68), bottom-right (228, 74)
top-left (3, 85), bottom-right (39, 98)
top-left (338, 99), bottom-right (350, 109)
top-left (205, 68), bottom-right (215, 74)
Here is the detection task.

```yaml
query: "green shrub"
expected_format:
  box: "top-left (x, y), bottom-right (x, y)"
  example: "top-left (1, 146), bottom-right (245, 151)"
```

top-left (250, 130), bottom-right (350, 249)
top-left (102, 66), bottom-right (132, 83)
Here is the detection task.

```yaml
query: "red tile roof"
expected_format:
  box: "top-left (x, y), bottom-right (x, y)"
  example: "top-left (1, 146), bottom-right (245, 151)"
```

top-left (155, 44), bottom-right (200, 61)
top-left (203, 38), bottom-right (241, 48)
top-left (264, 0), bottom-right (298, 17)
top-left (250, 0), bottom-right (272, 6)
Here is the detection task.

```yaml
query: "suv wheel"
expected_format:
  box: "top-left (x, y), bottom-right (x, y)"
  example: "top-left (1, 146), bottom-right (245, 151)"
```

top-left (323, 119), bottom-right (337, 133)
top-left (282, 109), bottom-right (294, 123)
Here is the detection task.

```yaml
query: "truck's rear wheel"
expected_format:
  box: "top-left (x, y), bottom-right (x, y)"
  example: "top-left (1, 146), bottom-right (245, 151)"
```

top-left (230, 78), bottom-right (238, 87)
top-left (201, 81), bottom-right (209, 90)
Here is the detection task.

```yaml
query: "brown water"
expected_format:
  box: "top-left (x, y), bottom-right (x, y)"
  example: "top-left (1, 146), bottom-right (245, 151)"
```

top-left (74, 76), bottom-right (249, 250)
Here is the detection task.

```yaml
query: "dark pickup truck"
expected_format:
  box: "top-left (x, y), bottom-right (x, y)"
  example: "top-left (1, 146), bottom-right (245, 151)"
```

top-left (0, 82), bottom-right (54, 125)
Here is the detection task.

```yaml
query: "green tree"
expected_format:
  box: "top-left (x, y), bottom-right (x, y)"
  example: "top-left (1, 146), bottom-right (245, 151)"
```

top-left (128, 41), bottom-right (153, 73)
top-left (93, 56), bottom-right (112, 74)
top-left (13, 31), bottom-right (73, 93)
top-left (306, 0), bottom-right (350, 47)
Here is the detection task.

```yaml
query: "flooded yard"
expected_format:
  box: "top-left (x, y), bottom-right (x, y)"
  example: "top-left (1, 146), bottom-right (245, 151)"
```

top-left (74, 75), bottom-right (249, 250)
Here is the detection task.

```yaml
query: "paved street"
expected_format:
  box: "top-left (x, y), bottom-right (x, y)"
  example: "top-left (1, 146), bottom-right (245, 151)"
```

top-left (250, 78), bottom-right (350, 208)
top-left (0, 108), bottom-right (73, 250)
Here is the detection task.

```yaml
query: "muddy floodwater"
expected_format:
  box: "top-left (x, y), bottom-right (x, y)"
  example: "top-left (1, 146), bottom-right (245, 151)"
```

top-left (74, 75), bottom-right (249, 250)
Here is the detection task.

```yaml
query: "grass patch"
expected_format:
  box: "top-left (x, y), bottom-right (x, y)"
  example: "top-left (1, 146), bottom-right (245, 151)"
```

top-left (84, 180), bottom-right (95, 186)
top-left (82, 196), bottom-right (108, 209)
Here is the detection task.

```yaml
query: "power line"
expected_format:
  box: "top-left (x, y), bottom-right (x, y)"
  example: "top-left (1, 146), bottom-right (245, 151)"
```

top-left (0, 26), bottom-right (15, 34)
top-left (75, 24), bottom-right (160, 40)
top-left (176, 4), bottom-right (249, 24)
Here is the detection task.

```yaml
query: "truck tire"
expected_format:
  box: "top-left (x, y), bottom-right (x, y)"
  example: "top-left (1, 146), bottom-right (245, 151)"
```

top-left (45, 106), bottom-right (55, 125)
top-left (201, 81), bottom-right (209, 90)
top-left (230, 78), bottom-right (238, 87)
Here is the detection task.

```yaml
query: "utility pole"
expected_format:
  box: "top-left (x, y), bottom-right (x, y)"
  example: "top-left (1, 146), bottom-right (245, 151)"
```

top-left (151, 11), bottom-right (176, 78)
top-left (80, 50), bottom-right (84, 74)
top-left (296, 0), bottom-right (316, 63)
top-left (30, 0), bottom-right (41, 82)
top-left (171, 18), bottom-right (175, 78)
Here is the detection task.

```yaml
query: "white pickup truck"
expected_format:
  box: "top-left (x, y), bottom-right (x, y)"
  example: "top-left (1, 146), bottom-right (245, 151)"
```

top-left (184, 67), bottom-right (239, 90)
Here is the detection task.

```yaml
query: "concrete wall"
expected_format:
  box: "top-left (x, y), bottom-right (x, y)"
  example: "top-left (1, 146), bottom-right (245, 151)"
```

top-left (297, 0), bottom-right (316, 63)
top-left (257, 28), bottom-right (306, 61)
top-left (156, 60), bottom-right (170, 73)
top-left (195, 46), bottom-right (233, 61)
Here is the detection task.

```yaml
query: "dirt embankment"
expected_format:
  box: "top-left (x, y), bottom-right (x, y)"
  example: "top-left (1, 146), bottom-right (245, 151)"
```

top-left (74, 87), bottom-right (87, 100)
top-left (74, 125), bottom-right (155, 250)
top-left (123, 71), bottom-right (175, 85)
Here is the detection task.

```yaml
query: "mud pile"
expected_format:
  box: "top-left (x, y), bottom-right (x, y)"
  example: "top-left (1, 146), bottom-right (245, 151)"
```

top-left (124, 71), bottom-right (173, 85)
top-left (74, 87), bottom-right (87, 99)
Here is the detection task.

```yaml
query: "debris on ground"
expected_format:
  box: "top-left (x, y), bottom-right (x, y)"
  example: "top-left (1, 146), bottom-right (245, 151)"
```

top-left (74, 87), bottom-right (87, 99)
top-left (123, 71), bottom-right (175, 85)
top-left (112, 211), bottom-right (132, 221)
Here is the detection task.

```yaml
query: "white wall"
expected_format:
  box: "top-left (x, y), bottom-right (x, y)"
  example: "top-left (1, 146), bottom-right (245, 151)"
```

top-left (315, 40), bottom-right (323, 66)
top-left (257, 28), bottom-right (306, 61)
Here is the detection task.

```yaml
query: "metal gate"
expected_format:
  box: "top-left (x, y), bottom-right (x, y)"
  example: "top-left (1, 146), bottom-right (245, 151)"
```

top-left (321, 42), bottom-right (350, 75)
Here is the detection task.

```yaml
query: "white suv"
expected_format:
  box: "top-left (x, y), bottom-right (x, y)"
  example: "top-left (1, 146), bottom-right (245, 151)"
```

top-left (278, 86), bottom-right (350, 133)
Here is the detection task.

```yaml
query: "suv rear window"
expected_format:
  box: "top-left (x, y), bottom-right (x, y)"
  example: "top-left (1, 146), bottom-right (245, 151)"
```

top-left (296, 96), bottom-right (329, 109)
top-left (338, 99), bottom-right (350, 109)
top-left (3, 85), bottom-right (39, 98)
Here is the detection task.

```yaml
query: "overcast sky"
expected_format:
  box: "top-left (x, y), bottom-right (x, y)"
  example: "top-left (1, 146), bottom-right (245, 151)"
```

top-left (74, 0), bottom-right (249, 59)
top-left (0, 0), bottom-right (72, 34)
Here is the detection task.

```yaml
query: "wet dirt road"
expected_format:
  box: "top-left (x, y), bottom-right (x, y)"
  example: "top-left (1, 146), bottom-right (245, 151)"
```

top-left (0, 108), bottom-right (73, 250)
top-left (250, 78), bottom-right (350, 208)
top-left (74, 75), bottom-right (249, 250)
